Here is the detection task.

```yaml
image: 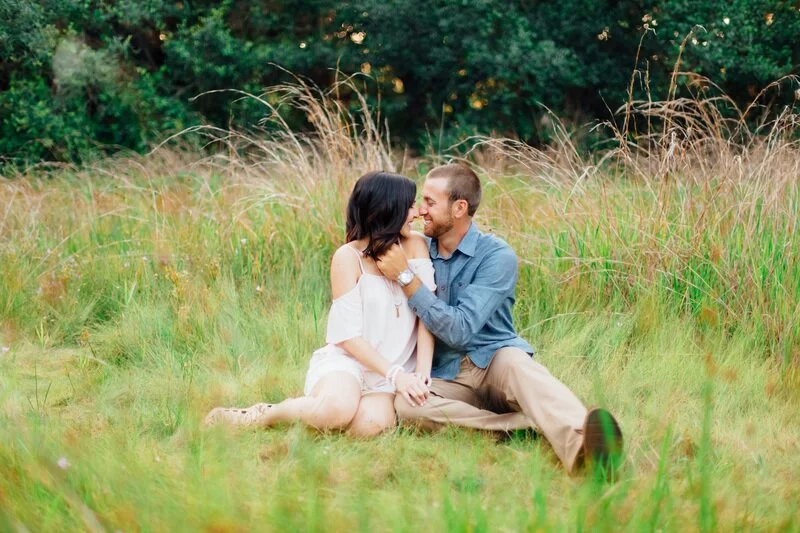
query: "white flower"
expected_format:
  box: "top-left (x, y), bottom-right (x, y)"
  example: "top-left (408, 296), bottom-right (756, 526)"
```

top-left (255, 285), bottom-right (263, 293)
top-left (1, 346), bottom-right (9, 354)
top-left (240, 238), bottom-right (247, 244)
top-left (723, 17), bottom-right (730, 25)
top-left (57, 457), bottom-right (70, 469)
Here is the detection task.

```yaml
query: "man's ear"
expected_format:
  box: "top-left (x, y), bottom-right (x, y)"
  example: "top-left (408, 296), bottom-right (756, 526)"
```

top-left (452, 199), bottom-right (469, 219)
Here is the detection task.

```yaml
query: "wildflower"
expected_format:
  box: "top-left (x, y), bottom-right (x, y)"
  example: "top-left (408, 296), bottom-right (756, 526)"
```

top-left (240, 238), bottom-right (247, 245)
top-left (795, 88), bottom-right (800, 100)
top-left (765, 13), bottom-right (774, 25)
top-left (350, 32), bottom-right (366, 44)
top-left (255, 285), bottom-right (263, 293)
top-left (1, 346), bottom-right (8, 356)
top-left (57, 457), bottom-right (70, 469)
top-left (723, 17), bottom-right (730, 25)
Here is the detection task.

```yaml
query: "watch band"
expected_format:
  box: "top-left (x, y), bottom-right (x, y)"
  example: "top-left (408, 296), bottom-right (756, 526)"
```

top-left (397, 269), bottom-right (415, 287)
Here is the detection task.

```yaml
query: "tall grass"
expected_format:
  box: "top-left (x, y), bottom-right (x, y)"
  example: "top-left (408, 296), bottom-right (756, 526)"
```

top-left (1, 73), bottom-right (799, 531)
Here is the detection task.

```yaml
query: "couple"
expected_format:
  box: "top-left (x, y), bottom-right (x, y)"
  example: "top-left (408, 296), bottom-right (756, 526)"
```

top-left (205, 164), bottom-right (623, 473)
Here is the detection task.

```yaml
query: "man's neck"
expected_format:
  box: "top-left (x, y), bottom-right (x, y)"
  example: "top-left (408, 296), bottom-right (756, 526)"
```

top-left (436, 221), bottom-right (471, 258)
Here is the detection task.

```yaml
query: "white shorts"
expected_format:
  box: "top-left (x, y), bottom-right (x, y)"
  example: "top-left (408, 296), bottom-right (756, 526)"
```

top-left (303, 346), bottom-right (412, 396)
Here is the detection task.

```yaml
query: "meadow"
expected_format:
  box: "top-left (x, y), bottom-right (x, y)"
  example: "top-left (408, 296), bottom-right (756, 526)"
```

top-left (1, 79), bottom-right (799, 531)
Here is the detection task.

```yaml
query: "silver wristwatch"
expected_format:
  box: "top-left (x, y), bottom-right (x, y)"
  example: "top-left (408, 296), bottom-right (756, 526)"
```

top-left (397, 269), bottom-right (415, 287)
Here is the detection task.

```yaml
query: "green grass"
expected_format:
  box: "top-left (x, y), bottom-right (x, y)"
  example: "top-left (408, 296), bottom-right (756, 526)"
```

top-left (2, 128), bottom-right (800, 530)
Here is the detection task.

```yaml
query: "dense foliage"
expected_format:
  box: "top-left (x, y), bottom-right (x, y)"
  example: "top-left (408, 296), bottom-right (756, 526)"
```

top-left (1, 0), bottom-right (799, 165)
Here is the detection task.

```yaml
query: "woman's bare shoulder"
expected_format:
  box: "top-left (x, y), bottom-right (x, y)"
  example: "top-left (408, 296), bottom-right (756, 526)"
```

top-left (332, 242), bottom-right (359, 260)
top-left (404, 232), bottom-right (431, 259)
top-left (330, 243), bottom-right (361, 298)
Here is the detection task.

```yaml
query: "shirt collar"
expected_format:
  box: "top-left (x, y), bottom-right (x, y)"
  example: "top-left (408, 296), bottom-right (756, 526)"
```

top-left (429, 222), bottom-right (479, 259)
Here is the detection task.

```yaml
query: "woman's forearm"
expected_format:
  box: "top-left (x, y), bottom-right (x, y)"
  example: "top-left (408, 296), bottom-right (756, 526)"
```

top-left (415, 320), bottom-right (434, 377)
top-left (336, 337), bottom-right (392, 377)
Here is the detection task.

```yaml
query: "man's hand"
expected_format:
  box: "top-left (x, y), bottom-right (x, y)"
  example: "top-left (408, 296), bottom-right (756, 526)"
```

top-left (376, 243), bottom-right (409, 281)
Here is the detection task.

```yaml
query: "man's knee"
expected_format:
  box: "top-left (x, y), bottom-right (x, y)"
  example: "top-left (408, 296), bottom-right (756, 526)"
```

top-left (488, 347), bottom-right (542, 395)
top-left (492, 347), bottom-right (533, 369)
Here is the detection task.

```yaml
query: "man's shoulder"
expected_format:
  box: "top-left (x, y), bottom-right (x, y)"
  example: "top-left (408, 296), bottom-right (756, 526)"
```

top-left (476, 229), bottom-right (517, 260)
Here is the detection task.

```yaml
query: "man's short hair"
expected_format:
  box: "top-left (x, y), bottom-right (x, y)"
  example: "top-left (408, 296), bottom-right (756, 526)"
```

top-left (427, 164), bottom-right (482, 217)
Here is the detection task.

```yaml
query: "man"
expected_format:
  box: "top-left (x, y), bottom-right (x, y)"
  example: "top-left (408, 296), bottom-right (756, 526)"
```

top-left (377, 164), bottom-right (622, 474)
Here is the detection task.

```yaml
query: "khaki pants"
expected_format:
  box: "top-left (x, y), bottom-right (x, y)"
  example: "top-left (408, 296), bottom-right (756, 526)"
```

top-left (395, 347), bottom-right (587, 472)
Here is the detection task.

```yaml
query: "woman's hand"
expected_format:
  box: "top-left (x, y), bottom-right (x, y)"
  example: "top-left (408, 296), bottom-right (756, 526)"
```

top-left (413, 371), bottom-right (432, 387)
top-left (414, 370), bottom-right (433, 390)
top-left (395, 371), bottom-right (430, 407)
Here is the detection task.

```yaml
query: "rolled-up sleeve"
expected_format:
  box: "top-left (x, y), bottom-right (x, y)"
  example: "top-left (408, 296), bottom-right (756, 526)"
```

top-left (408, 248), bottom-right (518, 350)
top-left (409, 259), bottom-right (436, 291)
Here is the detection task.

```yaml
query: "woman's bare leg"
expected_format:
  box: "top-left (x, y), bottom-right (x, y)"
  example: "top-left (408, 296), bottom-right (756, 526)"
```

top-left (347, 393), bottom-right (396, 437)
top-left (205, 372), bottom-right (362, 431)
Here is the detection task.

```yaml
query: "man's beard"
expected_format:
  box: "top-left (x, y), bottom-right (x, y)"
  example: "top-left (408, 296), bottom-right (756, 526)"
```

top-left (423, 214), bottom-right (454, 239)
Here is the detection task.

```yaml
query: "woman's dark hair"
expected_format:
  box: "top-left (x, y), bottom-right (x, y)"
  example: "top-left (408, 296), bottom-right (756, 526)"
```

top-left (345, 171), bottom-right (416, 259)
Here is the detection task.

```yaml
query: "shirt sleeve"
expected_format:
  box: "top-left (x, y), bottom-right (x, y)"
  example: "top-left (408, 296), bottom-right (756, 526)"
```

top-left (409, 259), bottom-right (436, 291)
top-left (325, 285), bottom-right (362, 344)
top-left (407, 247), bottom-right (518, 351)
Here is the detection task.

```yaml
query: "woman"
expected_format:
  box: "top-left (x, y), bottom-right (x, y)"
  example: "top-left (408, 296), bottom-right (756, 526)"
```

top-left (204, 171), bottom-right (435, 436)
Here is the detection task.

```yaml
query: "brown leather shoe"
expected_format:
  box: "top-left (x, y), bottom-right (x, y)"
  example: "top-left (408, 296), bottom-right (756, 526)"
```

top-left (582, 407), bottom-right (623, 473)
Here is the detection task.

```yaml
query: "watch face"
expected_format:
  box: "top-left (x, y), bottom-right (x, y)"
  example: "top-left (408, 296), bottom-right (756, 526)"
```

top-left (399, 270), bottom-right (414, 285)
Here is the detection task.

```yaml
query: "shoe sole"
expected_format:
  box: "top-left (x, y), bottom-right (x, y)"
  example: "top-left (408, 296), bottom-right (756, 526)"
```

top-left (583, 408), bottom-right (623, 468)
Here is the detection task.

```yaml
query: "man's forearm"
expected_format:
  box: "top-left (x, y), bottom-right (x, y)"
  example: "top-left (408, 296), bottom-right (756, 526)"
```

top-left (400, 275), bottom-right (422, 298)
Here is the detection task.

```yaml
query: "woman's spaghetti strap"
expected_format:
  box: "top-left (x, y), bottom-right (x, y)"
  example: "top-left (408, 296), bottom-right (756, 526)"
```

top-left (347, 244), bottom-right (366, 274)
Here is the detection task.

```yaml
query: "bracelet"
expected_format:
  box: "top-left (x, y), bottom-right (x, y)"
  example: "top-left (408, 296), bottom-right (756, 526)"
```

top-left (386, 364), bottom-right (404, 390)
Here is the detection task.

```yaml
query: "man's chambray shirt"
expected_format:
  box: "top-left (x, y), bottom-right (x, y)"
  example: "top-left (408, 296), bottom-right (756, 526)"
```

top-left (407, 223), bottom-right (534, 380)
